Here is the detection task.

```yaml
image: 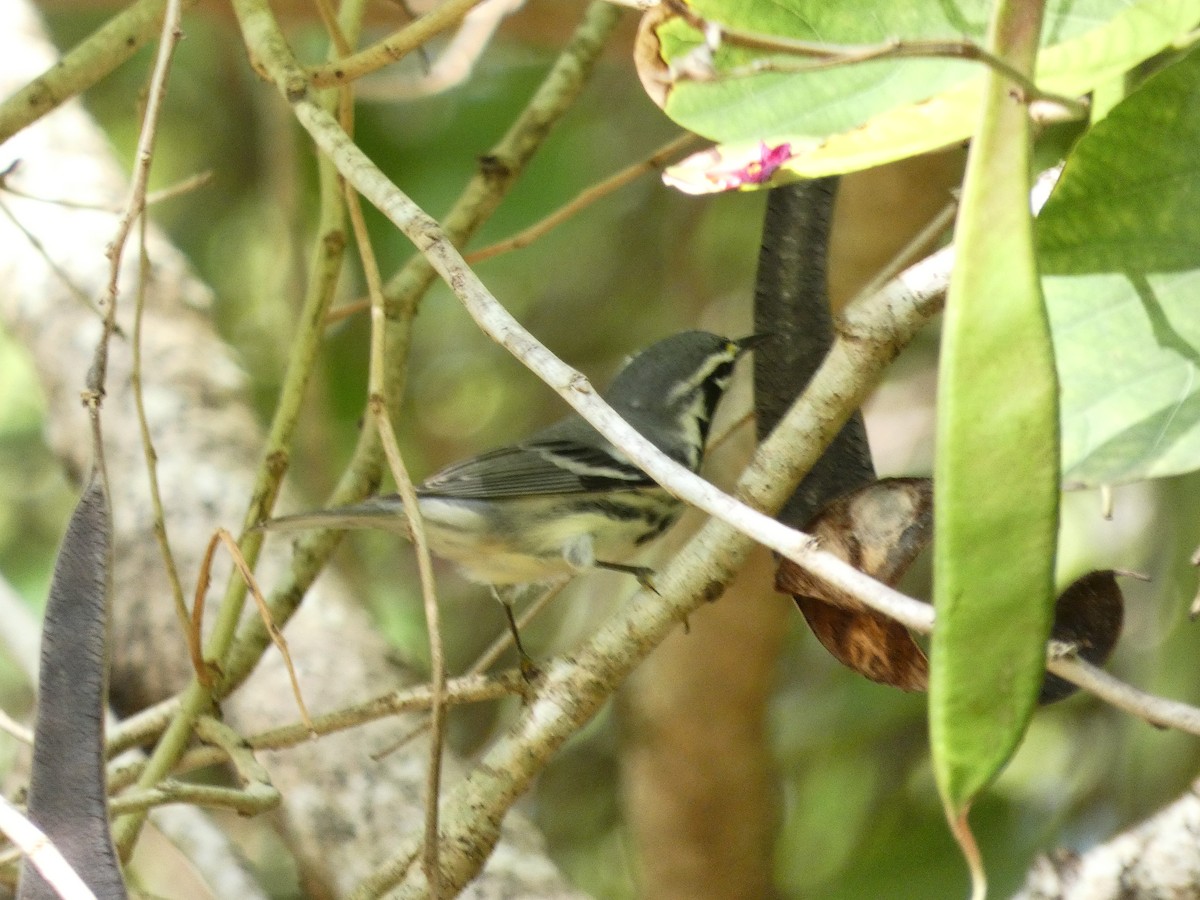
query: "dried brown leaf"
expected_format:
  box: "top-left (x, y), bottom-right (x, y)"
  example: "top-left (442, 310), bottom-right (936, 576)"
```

top-left (795, 598), bottom-right (929, 692)
top-left (776, 479), bottom-right (1124, 702)
top-left (634, 5), bottom-right (674, 108)
top-left (777, 478), bottom-right (933, 691)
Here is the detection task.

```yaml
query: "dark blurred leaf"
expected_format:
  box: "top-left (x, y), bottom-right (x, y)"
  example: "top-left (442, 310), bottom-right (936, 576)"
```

top-left (1039, 570), bottom-right (1125, 703)
top-left (20, 471), bottom-right (126, 900)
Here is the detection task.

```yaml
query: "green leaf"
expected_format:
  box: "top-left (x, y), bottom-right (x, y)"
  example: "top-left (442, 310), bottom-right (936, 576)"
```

top-left (931, 1), bottom-right (1060, 823)
top-left (657, 1), bottom-right (991, 141)
top-left (1039, 46), bottom-right (1200, 486)
top-left (644, 0), bottom-right (1200, 189)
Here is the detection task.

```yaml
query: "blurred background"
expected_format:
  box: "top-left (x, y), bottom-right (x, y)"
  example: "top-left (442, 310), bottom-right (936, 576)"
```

top-left (2, 1), bottom-right (1199, 897)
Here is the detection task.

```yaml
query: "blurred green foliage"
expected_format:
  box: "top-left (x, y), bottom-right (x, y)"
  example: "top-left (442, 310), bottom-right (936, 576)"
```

top-left (1, 5), bottom-right (1199, 899)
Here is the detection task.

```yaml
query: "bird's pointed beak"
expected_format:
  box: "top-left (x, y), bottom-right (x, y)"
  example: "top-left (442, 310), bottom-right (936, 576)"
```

top-left (733, 333), bottom-right (772, 357)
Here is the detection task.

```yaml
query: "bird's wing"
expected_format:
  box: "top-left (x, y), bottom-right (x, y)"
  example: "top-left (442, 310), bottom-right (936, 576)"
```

top-left (418, 439), bottom-right (654, 499)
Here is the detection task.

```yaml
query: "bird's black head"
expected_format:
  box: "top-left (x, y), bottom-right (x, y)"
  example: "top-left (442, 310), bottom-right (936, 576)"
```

top-left (605, 331), bottom-right (765, 470)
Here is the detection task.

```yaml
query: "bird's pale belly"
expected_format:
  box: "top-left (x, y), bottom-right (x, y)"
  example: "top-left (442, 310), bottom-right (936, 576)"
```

top-left (416, 490), bottom-right (682, 585)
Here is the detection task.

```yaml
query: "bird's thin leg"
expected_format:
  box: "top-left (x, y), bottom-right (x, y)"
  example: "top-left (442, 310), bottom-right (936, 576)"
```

top-left (492, 586), bottom-right (539, 679)
top-left (595, 560), bottom-right (659, 594)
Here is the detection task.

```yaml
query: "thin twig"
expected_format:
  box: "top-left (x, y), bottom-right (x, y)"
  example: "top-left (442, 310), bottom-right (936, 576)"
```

top-left (465, 132), bottom-right (700, 264)
top-left (347, 162), bottom-right (447, 894)
top-left (88, 26), bottom-right (189, 868)
top-left (1046, 655), bottom-right (1200, 733)
top-left (214, 528), bottom-right (315, 734)
top-left (132, 214), bottom-right (196, 685)
top-left (310, 0), bottom-right (353, 57)
top-left (188, 533), bottom-right (220, 687)
top-left (0, 197), bottom-right (106, 320)
top-left (330, 17), bottom-right (438, 816)
top-left (327, 132), bottom-right (697, 324)
top-left (0, 168), bottom-right (212, 212)
top-left (250, 671), bottom-right (521, 750)
top-left (106, 696), bottom-right (183, 757)
top-left (307, 0), bottom-right (484, 88)
top-left (354, 0), bottom-right (524, 101)
top-left (0, 709), bottom-right (32, 745)
top-left (835, 572), bottom-right (1200, 736)
top-left (101, 673), bottom-right (522, 802)
top-left (143, 171), bottom-right (214, 206)
top-left (110, 778), bottom-right (278, 817)
top-left (848, 194), bottom-right (959, 308)
top-left (100, 0), bottom-right (184, 356)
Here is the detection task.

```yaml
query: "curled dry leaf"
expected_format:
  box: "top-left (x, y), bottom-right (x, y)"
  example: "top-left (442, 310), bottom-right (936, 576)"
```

top-left (777, 478), bottom-right (1126, 704)
top-left (634, 3), bottom-right (674, 108)
top-left (791, 601), bottom-right (930, 692)
top-left (777, 478), bottom-right (933, 692)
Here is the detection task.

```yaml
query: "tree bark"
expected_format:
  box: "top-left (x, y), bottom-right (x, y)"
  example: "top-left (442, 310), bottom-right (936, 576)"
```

top-left (1016, 779), bottom-right (1200, 900)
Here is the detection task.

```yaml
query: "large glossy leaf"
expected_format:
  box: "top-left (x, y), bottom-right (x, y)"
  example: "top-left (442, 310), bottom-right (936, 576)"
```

top-left (1039, 46), bottom-right (1200, 486)
top-left (640, 0), bottom-right (1200, 191)
top-left (653, 1), bottom-right (992, 141)
top-left (930, 0), bottom-right (1060, 842)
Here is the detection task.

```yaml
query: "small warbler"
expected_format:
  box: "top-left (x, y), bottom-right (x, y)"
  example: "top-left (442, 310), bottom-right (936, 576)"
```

top-left (261, 330), bottom-right (762, 660)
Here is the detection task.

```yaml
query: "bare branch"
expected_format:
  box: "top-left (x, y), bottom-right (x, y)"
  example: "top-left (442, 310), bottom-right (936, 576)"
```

top-left (1016, 778), bottom-right (1200, 900)
top-left (306, 0), bottom-right (486, 88)
top-left (0, 0), bottom-right (196, 144)
top-left (465, 132), bottom-right (700, 265)
top-left (355, 0), bottom-right (526, 101)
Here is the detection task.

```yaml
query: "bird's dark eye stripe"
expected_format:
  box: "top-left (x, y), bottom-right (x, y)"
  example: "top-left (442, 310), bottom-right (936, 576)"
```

top-left (696, 351), bottom-right (739, 386)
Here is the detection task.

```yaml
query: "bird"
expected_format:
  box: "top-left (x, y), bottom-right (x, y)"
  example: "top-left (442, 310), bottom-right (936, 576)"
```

top-left (260, 330), bottom-right (763, 662)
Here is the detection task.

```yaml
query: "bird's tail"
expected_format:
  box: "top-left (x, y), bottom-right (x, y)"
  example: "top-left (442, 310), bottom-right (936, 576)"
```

top-left (257, 495), bottom-right (409, 534)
